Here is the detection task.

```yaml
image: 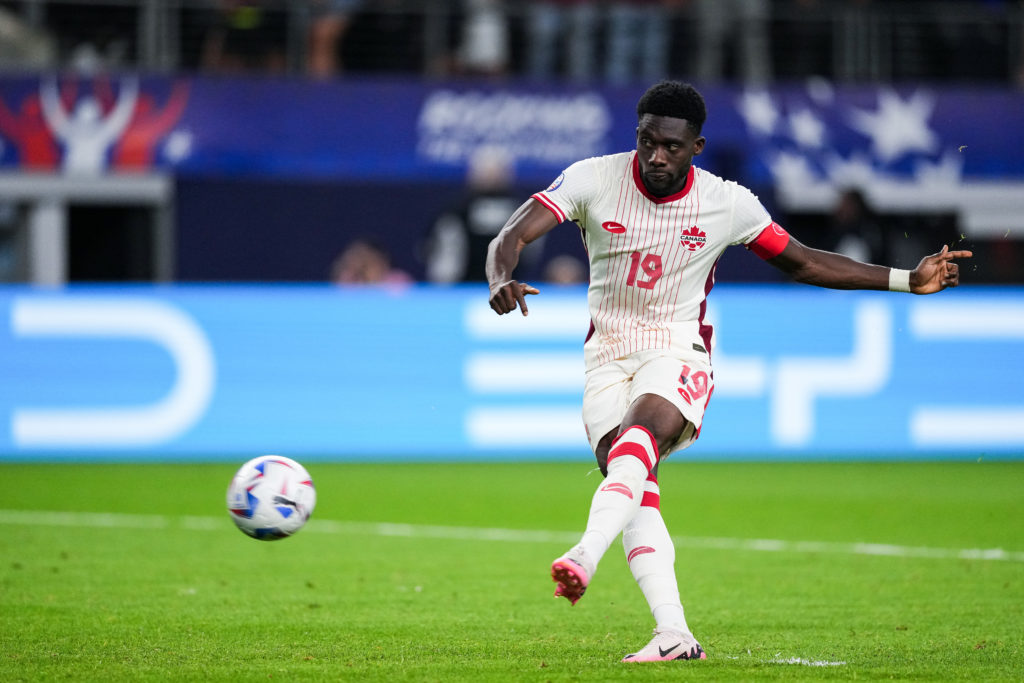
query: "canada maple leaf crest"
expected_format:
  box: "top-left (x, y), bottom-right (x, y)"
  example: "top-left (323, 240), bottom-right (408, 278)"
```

top-left (679, 225), bottom-right (707, 251)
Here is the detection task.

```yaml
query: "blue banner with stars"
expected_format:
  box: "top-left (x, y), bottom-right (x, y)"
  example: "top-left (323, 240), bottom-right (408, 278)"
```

top-left (0, 76), bottom-right (1021, 183)
top-left (1, 76), bottom-right (1021, 237)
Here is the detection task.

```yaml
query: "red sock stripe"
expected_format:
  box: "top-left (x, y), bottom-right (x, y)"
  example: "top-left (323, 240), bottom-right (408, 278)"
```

top-left (610, 425), bottom-right (659, 456)
top-left (608, 426), bottom-right (659, 470)
top-left (642, 473), bottom-right (660, 509)
top-left (607, 440), bottom-right (653, 472)
top-left (641, 490), bottom-right (661, 510)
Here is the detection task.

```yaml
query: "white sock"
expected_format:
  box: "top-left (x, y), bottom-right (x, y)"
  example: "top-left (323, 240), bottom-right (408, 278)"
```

top-left (622, 480), bottom-right (690, 634)
top-left (577, 426), bottom-right (656, 569)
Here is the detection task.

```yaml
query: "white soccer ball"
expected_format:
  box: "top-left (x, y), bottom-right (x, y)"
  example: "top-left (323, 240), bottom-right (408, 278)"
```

top-left (226, 455), bottom-right (316, 540)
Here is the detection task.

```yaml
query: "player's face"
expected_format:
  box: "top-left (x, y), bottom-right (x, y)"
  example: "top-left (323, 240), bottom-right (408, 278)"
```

top-left (636, 114), bottom-right (705, 197)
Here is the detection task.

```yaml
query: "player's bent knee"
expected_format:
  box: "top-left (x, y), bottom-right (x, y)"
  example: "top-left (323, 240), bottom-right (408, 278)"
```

top-left (607, 425), bottom-right (658, 473)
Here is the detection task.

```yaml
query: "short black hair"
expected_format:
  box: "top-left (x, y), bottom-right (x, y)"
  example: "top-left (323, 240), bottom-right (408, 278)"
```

top-left (636, 81), bottom-right (707, 135)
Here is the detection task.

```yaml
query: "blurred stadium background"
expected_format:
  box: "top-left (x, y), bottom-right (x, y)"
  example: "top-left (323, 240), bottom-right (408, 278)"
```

top-left (0, 0), bottom-right (1021, 462)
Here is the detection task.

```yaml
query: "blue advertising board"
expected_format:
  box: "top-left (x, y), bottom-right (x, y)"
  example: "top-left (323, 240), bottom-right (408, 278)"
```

top-left (0, 284), bottom-right (1021, 461)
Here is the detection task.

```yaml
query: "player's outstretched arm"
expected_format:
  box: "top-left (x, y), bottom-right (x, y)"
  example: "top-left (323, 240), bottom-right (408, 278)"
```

top-left (487, 199), bottom-right (560, 316)
top-left (768, 236), bottom-right (972, 294)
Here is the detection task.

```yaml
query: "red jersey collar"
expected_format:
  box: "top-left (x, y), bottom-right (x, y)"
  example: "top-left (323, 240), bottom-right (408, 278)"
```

top-left (631, 152), bottom-right (695, 204)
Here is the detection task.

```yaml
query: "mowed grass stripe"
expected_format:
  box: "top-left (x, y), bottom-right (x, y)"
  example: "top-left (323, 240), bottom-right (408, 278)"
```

top-left (6, 508), bottom-right (1024, 563)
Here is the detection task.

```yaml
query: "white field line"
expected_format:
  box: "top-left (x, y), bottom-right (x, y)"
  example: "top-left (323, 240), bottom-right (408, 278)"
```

top-left (767, 657), bottom-right (846, 667)
top-left (5, 509), bottom-right (1024, 563)
top-left (725, 654), bottom-right (847, 667)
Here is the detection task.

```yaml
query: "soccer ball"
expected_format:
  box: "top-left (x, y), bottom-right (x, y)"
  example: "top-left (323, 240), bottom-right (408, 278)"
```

top-left (226, 455), bottom-right (316, 540)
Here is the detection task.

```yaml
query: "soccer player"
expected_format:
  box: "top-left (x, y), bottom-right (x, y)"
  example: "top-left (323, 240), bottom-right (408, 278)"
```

top-left (485, 81), bottom-right (971, 663)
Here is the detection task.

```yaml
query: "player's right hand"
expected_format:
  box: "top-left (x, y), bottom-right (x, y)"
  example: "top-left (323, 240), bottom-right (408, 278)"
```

top-left (489, 280), bottom-right (540, 316)
top-left (911, 244), bottom-right (973, 294)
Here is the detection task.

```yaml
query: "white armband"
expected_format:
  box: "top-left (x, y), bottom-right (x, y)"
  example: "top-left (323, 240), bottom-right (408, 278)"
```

top-left (888, 268), bottom-right (912, 293)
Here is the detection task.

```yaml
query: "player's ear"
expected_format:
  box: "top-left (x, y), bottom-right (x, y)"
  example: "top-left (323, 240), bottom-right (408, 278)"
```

top-left (693, 137), bottom-right (706, 155)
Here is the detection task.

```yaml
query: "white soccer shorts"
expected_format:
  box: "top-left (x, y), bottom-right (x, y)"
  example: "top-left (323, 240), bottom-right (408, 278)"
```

top-left (582, 350), bottom-right (715, 457)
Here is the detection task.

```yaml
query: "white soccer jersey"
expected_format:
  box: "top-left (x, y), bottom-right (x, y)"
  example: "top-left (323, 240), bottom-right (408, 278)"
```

top-left (532, 151), bottom-right (779, 370)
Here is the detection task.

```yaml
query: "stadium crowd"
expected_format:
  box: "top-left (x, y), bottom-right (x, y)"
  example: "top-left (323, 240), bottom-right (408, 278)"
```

top-left (0, 0), bottom-right (1021, 86)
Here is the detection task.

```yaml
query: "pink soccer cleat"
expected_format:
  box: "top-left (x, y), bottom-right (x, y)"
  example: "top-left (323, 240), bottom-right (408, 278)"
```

top-left (550, 546), bottom-right (594, 606)
top-left (621, 629), bottom-right (706, 662)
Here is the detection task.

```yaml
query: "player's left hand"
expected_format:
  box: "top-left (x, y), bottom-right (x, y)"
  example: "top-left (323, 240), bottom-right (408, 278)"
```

top-left (911, 244), bottom-right (973, 294)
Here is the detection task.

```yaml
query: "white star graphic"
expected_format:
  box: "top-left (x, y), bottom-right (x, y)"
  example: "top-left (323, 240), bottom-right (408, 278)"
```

top-left (847, 89), bottom-right (939, 164)
top-left (913, 151), bottom-right (963, 187)
top-left (769, 150), bottom-right (818, 186)
top-left (163, 130), bottom-right (193, 162)
top-left (824, 151), bottom-right (880, 188)
top-left (736, 90), bottom-right (779, 137)
top-left (788, 108), bottom-right (826, 149)
top-left (805, 76), bottom-right (835, 106)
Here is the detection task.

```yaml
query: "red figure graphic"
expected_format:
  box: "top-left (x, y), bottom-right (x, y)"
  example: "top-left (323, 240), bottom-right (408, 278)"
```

top-left (0, 92), bottom-right (59, 169)
top-left (112, 80), bottom-right (190, 170)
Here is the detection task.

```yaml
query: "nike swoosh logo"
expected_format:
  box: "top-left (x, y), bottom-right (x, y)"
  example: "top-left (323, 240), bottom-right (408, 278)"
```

top-left (599, 482), bottom-right (634, 499)
top-left (626, 546), bottom-right (656, 563)
top-left (658, 644), bottom-right (680, 657)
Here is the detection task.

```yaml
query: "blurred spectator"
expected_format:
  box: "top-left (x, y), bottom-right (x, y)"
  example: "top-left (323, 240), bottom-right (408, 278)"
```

top-left (41, 2), bottom-right (135, 73)
top-left (525, 0), bottom-right (599, 81)
top-left (933, 0), bottom-right (1015, 82)
top-left (774, 0), bottom-right (833, 80)
top-left (827, 188), bottom-right (886, 264)
top-left (1017, 0), bottom-right (1024, 87)
top-left (201, 1), bottom-right (287, 74)
top-left (604, 0), bottom-right (678, 84)
top-left (990, 236), bottom-right (1021, 281)
top-left (306, 0), bottom-right (363, 78)
top-left (453, 0), bottom-right (511, 77)
top-left (341, 0), bottom-right (423, 73)
top-left (424, 146), bottom-right (543, 283)
top-left (694, 0), bottom-right (771, 83)
top-left (331, 237), bottom-right (412, 285)
top-left (0, 7), bottom-right (56, 70)
top-left (543, 254), bottom-right (588, 284)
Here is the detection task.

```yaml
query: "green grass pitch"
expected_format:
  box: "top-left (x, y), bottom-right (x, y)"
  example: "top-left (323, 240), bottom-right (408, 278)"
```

top-left (2, 460), bottom-right (1023, 681)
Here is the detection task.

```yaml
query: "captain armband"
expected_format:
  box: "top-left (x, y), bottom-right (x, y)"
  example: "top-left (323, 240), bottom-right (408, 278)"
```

top-left (746, 222), bottom-right (790, 260)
